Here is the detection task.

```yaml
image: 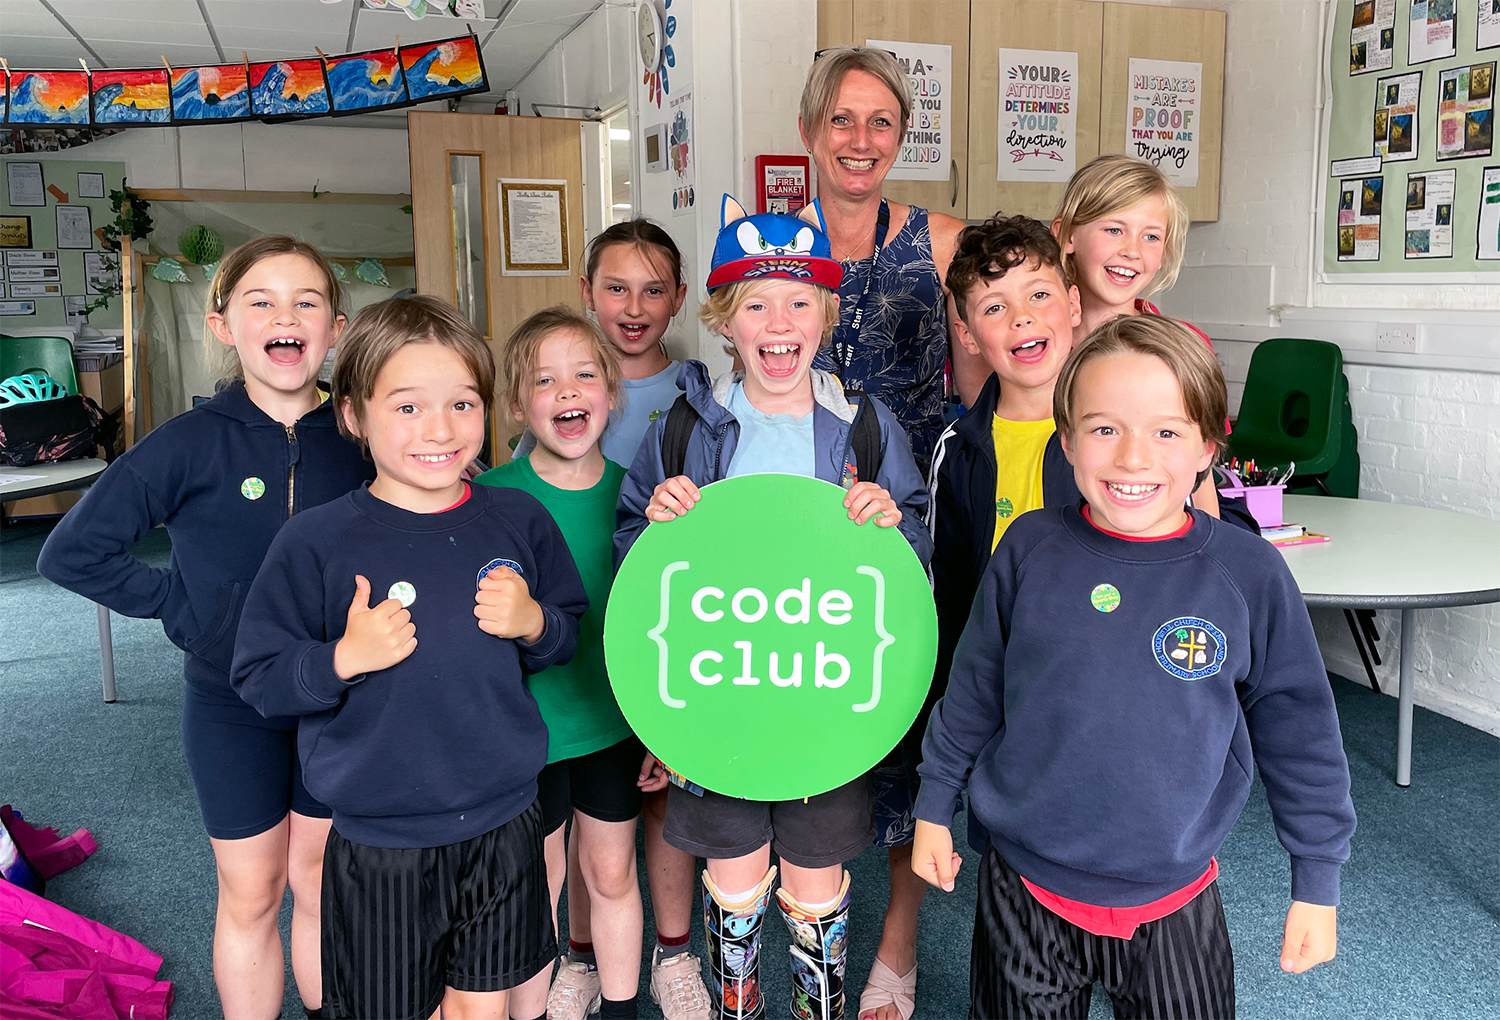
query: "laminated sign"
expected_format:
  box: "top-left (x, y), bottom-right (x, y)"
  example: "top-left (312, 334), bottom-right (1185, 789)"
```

top-left (606, 474), bottom-right (936, 801)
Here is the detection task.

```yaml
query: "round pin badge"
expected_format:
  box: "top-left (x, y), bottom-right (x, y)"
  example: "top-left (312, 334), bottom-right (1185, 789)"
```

top-left (387, 581), bottom-right (416, 608)
top-left (240, 477), bottom-right (265, 500)
top-left (1090, 583), bottom-right (1121, 613)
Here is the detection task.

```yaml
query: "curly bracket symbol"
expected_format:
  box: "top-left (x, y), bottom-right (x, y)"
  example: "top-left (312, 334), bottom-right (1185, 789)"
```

top-left (852, 565), bottom-right (893, 713)
top-left (650, 561), bottom-right (691, 708)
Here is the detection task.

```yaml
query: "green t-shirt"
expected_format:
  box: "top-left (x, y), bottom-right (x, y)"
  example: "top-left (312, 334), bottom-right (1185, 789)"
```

top-left (474, 456), bottom-right (632, 763)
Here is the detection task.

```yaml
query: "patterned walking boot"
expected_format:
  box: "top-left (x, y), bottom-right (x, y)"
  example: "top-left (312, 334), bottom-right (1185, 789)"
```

top-left (702, 867), bottom-right (777, 1020)
top-left (777, 871), bottom-right (853, 1020)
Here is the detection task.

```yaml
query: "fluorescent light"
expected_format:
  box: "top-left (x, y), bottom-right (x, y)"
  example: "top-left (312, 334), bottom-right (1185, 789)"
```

top-left (610, 128), bottom-right (631, 140)
top-left (612, 203), bottom-right (631, 209)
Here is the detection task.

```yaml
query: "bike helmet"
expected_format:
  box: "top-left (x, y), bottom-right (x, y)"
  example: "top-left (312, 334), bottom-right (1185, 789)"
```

top-left (0, 372), bottom-right (69, 407)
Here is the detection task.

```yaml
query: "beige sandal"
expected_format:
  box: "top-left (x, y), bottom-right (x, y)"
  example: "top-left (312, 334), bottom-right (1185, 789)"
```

top-left (858, 957), bottom-right (917, 1020)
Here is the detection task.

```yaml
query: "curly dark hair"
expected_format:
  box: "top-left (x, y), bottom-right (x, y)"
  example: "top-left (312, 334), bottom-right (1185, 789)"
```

top-left (945, 214), bottom-right (1069, 324)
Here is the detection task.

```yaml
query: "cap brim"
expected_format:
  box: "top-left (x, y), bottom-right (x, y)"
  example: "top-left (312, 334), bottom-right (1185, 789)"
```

top-left (707, 256), bottom-right (842, 292)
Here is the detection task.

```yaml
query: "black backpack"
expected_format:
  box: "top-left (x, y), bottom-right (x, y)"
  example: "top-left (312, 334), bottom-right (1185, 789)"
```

top-left (658, 390), bottom-right (884, 483)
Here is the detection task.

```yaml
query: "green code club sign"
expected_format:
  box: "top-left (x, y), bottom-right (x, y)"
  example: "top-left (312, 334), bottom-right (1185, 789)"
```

top-left (605, 473), bottom-right (937, 801)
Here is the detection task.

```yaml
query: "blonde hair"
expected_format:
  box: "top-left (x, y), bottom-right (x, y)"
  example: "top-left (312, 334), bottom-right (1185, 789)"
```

top-left (1054, 315), bottom-right (1227, 482)
top-left (699, 280), bottom-right (840, 349)
top-left (800, 47), bottom-right (911, 144)
top-left (205, 235), bottom-right (344, 381)
top-left (1052, 155), bottom-right (1190, 298)
top-left (332, 295), bottom-right (496, 451)
top-left (500, 305), bottom-right (621, 418)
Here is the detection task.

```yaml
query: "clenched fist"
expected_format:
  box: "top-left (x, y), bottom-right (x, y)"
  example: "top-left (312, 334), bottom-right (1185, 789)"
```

top-left (474, 565), bottom-right (545, 644)
top-left (333, 574), bottom-right (417, 680)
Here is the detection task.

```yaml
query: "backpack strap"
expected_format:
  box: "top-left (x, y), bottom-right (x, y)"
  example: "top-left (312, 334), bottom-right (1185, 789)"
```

top-left (845, 389), bottom-right (884, 484)
top-left (659, 393), bottom-right (700, 479)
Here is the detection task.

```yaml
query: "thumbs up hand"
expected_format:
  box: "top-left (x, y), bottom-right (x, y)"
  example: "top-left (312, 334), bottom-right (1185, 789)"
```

top-left (333, 574), bottom-right (418, 680)
top-left (475, 566), bottom-right (545, 644)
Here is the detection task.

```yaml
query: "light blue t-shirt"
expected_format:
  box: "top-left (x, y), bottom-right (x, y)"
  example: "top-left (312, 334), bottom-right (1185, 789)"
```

top-left (513, 360), bottom-right (683, 467)
top-left (725, 382), bottom-right (816, 478)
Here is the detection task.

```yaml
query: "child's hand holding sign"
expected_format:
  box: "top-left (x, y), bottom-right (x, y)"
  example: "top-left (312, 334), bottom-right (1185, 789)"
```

top-left (334, 574), bottom-right (417, 679)
top-left (843, 480), bottom-right (902, 527)
top-left (474, 566), bottom-right (546, 644)
top-left (646, 475), bottom-right (701, 521)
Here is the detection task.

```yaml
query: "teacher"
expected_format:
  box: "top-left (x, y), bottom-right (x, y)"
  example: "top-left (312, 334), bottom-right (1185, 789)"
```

top-left (801, 47), bottom-right (987, 479)
top-left (797, 47), bottom-right (985, 1020)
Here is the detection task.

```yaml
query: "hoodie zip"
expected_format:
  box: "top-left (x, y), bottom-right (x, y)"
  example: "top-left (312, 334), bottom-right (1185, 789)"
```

top-left (285, 424), bottom-right (300, 518)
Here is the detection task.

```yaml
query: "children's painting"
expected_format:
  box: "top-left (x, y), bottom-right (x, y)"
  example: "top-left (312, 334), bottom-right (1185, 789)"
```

top-left (170, 64), bottom-right (251, 121)
top-left (249, 59), bottom-right (330, 118)
top-left (91, 69), bottom-right (172, 126)
top-left (400, 35), bottom-right (486, 101)
top-left (327, 49), bottom-right (408, 113)
top-left (7, 71), bottom-right (90, 125)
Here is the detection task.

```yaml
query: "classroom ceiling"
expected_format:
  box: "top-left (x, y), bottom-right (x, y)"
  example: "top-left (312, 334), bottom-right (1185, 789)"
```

top-left (0, 0), bottom-right (603, 100)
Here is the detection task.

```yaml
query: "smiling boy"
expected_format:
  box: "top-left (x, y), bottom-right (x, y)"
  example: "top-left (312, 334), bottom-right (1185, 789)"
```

top-left (912, 315), bottom-right (1356, 1019)
top-left (232, 296), bottom-right (589, 1020)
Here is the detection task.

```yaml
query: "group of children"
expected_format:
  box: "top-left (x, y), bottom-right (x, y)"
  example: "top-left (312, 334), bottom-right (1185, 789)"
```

top-left (36, 152), bottom-right (1355, 1020)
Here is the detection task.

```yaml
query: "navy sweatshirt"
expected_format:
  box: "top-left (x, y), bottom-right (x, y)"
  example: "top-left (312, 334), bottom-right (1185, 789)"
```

top-left (37, 382), bottom-right (374, 686)
top-left (230, 482), bottom-right (587, 849)
top-left (916, 505), bottom-right (1355, 908)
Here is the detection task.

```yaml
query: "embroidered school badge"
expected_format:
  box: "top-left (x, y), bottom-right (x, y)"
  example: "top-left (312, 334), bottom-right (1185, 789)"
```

top-left (240, 477), bottom-right (265, 500)
top-left (477, 557), bottom-right (523, 588)
top-left (1152, 616), bottom-right (1226, 680)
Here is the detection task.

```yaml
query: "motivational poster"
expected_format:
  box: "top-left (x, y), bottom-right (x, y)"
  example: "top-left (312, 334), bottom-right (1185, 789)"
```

top-left (1125, 58), bottom-right (1202, 187)
top-left (1349, 0), bottom-right (1396, 74)
top-left (1338, 176), bottom-right (1384, 260)
top-left (866, 39), bottom-right (952, 182)
top-left (1374, 71), bottom-right (1421, 162)
top-left (995, 47), bottom-right (1078, 182)
top-left (1404, 168), bottom-right (1455, 257)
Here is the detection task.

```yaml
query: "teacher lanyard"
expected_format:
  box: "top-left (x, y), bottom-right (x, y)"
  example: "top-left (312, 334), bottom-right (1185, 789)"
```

top-left (837, 200), bottom-right (891, 371)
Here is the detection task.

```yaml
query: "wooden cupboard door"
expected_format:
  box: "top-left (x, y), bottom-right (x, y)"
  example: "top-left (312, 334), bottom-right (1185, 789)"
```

top-left (967, 0), bottom-right (1104, 222)
top-left (1099, 2), bottom-right (1225, 221)
top-left (815, 0), bottom-right (971, 217)
top-left (407, 111), bottom-right (585, 450)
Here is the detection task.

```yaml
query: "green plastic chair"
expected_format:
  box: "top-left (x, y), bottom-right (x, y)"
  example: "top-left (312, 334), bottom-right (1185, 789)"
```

top-left (1228, 338), bottom-right (1347, 480)
top-left (0, 335), bottom-right (79, 397)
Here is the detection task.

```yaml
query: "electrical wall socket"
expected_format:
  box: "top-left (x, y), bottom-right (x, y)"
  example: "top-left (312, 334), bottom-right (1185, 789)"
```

top-left (1376, 324), bottom-right (1420, 354)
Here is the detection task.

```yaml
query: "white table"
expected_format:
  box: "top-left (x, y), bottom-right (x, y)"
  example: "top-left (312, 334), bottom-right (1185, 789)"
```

top-left (1, 459), bottom-right (116, 702)
top-left (1277, 495), bottom-right (1500, 787)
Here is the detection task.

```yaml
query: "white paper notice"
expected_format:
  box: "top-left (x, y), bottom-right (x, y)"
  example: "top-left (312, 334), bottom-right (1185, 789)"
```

top-left (84, 252), bottom-right (119, 296)
top-left (1125, 58), bottom-right (1202, 188)
top-left (55, 205), bottom-right (92, 249)
top-left (1403, 168), bottom-right (1454, 258)
top-left (6, 162), bottom-right (45, 207)
top-left (1349, 0), bottom-right (1396, 74)
top-left (995, 48), bottom-right (1078, 182)
top-left (499, 180), bottom-right (569, 277)
top-left (1374, 72), bottom-right (1421, 162)
top-left (1479, 167), bottom-right (1500, 259)
top-left (1338, 176), bottom-right (1384, 260)
top-left (667, 91), bottom-right (696, 215)
top-left (1482, 0), bottom-right (1500, 52)
top-left (867, 40), bottom-right (952, 182)
top-left (1408, 0), bottom-right (1456, 65)
top-left (64, 295), bottom-right (89, 326)
top-left (1437, 63), bottom-right (1494, 160)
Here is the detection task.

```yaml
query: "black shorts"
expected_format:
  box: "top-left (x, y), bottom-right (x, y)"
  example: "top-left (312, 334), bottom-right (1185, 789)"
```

top-left (320, 801), bottom-right (556, 1020)
top-left (970, 846), bottom-right (1235, 1020)
top-left (662, 775), bottom-right (873, 869)
top-left (537, 735), bottom-right (646, 834)
top-left (181, 673), bottom-right (329, 840)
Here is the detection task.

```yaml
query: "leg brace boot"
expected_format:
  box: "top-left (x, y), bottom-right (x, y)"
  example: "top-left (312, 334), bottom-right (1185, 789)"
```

top-left (703, 866), bottom-right (777, 1020)
top-left (778, 871), bottom-right (853, 1020)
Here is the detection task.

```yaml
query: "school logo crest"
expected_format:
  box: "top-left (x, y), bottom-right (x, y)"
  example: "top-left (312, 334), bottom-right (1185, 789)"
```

top-left (1152, 616), bottom-right (1226, 681)
top-left (477, 557), bottom-right (523, 588)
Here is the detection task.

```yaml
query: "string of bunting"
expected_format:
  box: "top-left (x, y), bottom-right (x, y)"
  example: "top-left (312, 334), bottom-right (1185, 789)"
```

top-left (0, 30), bottom-right (486, 128)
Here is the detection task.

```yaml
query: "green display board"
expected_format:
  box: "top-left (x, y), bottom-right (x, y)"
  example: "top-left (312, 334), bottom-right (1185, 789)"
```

top-left (1323, 0), bottom-right (1499, 275)
top-left (605, 473), bottom-right (937, 802)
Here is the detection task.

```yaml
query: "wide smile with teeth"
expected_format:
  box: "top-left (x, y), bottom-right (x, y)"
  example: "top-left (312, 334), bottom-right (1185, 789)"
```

top-left (1011, 338), bottom-right (1048, 360)
top-left (838, 157), bottom-right (877, 170)
top-left (1106, 481), bottom-right (1161, 503)
top-left (412, 451), bottom-right (458, 465)
top-left (264, 337), bottom-right (305, 366)
top-left (552, 407), bottom-right (591, 439)
top-left (1104, 266), bottom-right (1139, 285)
top-left (758, 342), bottom-right (801, 379)
top-left (617, 323), bottom-right (648, 342)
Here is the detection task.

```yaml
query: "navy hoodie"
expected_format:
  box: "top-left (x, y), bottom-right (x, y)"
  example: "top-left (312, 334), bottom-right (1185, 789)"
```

top-left (916, 505), bottom-right (1355, 908)
top-left (231, 482), bottom-right (587, 849)
top-left (37, 382), bottom-right (374, 686)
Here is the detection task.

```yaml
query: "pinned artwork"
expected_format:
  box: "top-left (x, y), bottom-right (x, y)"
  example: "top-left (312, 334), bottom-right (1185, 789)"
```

top-left (7, 71), bottom-right (90, 125)
top-left (354, 258), bottom-right (390, 286)
top-left (361, 0), bottom-right (485, 19)
top-left (400, 35), bottom-right (487, 101)
top-left (170, 64), bottom-right (251, 122)
top-left (90, 69), bottom-right (172, 126)
top-left (327, 49), bottom-right (408, 114)
top-left (150, 257), bottom-right (190, 283)
top-left (249, 59), bottom-right (331, 118)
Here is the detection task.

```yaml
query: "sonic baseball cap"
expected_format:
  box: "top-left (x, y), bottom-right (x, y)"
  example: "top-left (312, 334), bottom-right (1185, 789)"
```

top-left (706, 194), bottom-right (843, 292)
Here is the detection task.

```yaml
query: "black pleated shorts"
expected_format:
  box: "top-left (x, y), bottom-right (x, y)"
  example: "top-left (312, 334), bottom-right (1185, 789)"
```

top-left (320, 801), bottom-right (556, 1020)
top-left (536, 735), bottom-right (647, 834)
top-left (662, 774), bottom-right (874, 869)
top-left (970, 846), bottom-right (1235, 1020)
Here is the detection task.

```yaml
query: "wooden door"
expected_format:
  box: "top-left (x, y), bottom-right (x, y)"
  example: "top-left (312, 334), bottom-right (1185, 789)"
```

top-left (1099, 3), bottom-right (1225, 221)
top-left (816, 0), bottom-right (971, 216)
top-left (407, 111), bottom-right (586, 450)
top-left (967, 0), bottom-right (1104, 222)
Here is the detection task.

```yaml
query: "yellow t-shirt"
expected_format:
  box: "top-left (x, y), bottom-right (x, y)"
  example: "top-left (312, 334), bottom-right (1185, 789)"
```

top-left (991, 414), bottom-right (1056, 551)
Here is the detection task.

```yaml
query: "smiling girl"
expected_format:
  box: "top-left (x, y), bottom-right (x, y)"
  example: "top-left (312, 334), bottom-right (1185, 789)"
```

top-left (39, 236), bottom-right (374, 1020)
